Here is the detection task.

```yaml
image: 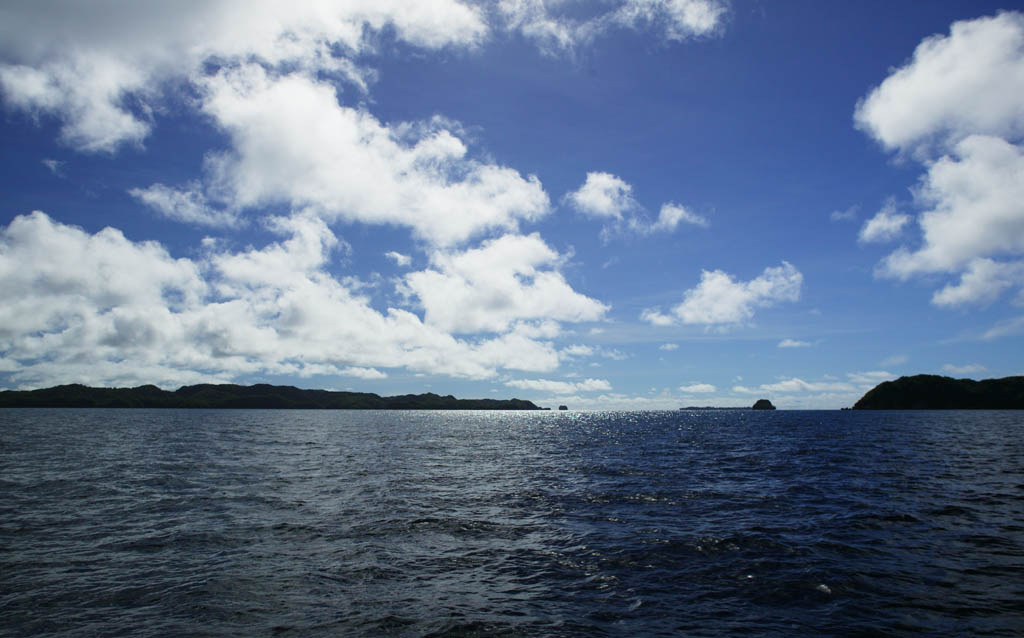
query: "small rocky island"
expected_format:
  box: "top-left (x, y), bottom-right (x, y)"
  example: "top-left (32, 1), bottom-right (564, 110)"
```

top-left (853, 375), bottom-right (1024, 409)
top-left (0, 383), bottom-right (542, 410)
top-left (751, 399), bottom-right (776, 410)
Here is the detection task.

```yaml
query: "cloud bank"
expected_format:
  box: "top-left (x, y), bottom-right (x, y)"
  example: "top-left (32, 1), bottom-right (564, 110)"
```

top-left (0, 212), bottom-right (603, 388)
top-left (856, 11), bottom-right (1024, 312)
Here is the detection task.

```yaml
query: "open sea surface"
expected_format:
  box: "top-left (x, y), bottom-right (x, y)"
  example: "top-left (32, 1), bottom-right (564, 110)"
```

top-left (2, 409), bottom-right (1023, 636)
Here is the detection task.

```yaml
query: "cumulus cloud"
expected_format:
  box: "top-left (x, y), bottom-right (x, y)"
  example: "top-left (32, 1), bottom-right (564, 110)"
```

top-left (566, 171), bottom-right (637, 219)
top-left (0, 212), bottom-right (607, 388)
top-left (0, 0), bottom-right (727, 155)
top-left (506, 377), bottom-right (612, 395)
top-left (855, 12), bottom-right (1024, 309)
top-left (931, 258), bottom-right (1024, 307)
top-left (941, 363), bottom-right (987, 376)
top-left (401, 233), bottom-right (608, 334)
top-left (566, 172), bottom-right (706, 239)
top-left (858, 202), bottom-right (910, 243)
top-left (641, 262), bottom-right (802, 326)
top-left (879, 135), bottom-right (1024, 277)
top-left (194, 67), bottom-right (550, 246)
top-left (854, 11), bottom-right (1024, 158)
top-left (1, 2), bottom-right (555, 246)
top-left (659, 343), bottom-right (679, 351)
top-left (0, 0), bottom-right (487, 153)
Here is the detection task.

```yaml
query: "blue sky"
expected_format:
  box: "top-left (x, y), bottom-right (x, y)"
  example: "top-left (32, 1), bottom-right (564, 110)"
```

top-left (2, 1), bottom-right (1023, 408)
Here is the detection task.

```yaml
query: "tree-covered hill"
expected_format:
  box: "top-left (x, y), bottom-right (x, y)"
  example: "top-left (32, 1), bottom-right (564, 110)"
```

top-left (0, 383), bottom-right (542, 410)
top-left (853, 375), bottom-right (1024, 409)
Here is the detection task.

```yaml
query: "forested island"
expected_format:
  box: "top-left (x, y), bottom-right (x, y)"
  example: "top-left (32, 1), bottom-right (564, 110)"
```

top-left (853, 375), bottom-right (1024, 409)
top-left (0, 383), bottom-right (542, 410)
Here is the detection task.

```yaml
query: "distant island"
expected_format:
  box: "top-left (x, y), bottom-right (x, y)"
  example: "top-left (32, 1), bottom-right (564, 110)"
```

top-left (853, 375), bottom-right (1024, 409)
top-left (0, 383), bottom-right (542, 410)
top-left (681, 399), bottom-right (776, 410)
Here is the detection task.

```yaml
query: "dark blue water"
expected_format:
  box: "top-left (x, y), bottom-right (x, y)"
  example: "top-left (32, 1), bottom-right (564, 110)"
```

top-left (2, 409), bottom-right (1023, 636)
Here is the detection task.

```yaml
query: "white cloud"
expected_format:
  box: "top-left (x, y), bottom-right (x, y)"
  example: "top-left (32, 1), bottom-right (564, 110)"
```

top-left (640, 309), bottom-right (675, 326)
top-left (613, 0), bottom-right (726, 40)
top-left (855, 13), bottom-right (1024, 308)
top-left (778, 339), bottom-right (812, 348)
top-left (339, 366), bottom-right (388, 380)
top-left (0, 59), bottom-right (150, 153)
top-left (561, 344), bottom-right (594, 357)
top-left (566, 173), bottom-right (705, 238)
top-left (0, 211), bottom-right (600, 388)
top-left (854, 12), bottom-right (1024, 158)
top-left (506, 377), bottom-right (612, 395)
top-left (846, 370), bottom-right (896, 385)
top-left (385, 251), bottom-right (412, 267)
top-left (659, 343), bottom-right (679, 351)
top-left (0, 1), bottom-right (487, 153)
top-left (565, 171), bottom-right (636, 219)
top-left (498, 0), bottom-right (726, 54)
top-left (731, 371), bottom-right (896, 397)
top-left (733, 378), bottom-right (858, 394)
top-left (129, 183), bottom-right (240, 228)
top-left (931, 258), bottom-right (1024, 307)
top-left (0, 0), bottom-right (729, 156)
top-left (679, 383), bottom-right (715, 393)
top-left (497, 0), bottom-right (577, 53)
top-left (651, 202), bottom-right (709, 231)
top-left (642, 261), bottom-right (802, 326)
top-left (942, 363), bottom-right (987, 376)
top-left (859, 201), bottom-right (910, 243)
top-left (401, 233), bottom-right (608, 334)
top-left (879, 135), bottom-right (1024, 278)
top-left (196, 66), bottom-right (550, 246)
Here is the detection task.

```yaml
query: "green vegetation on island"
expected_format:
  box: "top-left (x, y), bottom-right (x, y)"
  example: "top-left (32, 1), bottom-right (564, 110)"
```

top-left (0, 383), bottom-right (542, 410)
top-left (853, 375), bottom-right (1024, 409)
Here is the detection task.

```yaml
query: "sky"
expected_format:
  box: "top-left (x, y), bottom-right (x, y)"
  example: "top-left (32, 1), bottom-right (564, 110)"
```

top-left (2, 1), bottom-right (1023, 409)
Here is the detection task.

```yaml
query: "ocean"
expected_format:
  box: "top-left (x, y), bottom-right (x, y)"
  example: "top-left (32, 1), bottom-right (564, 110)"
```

top-left (2, 409), bottom-right (1022, 636)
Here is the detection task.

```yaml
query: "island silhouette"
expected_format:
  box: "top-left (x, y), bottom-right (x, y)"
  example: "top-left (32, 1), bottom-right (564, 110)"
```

top-left (852, 374), bottom-right (1024, 409)
top-left (3, 375), bottom-right (1022, 410)
top-left (0, 383), bottom-right (541, 410)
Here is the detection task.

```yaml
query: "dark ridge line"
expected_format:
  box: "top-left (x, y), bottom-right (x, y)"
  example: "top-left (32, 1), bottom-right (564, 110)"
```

top-left (853, 374), bottom-right (1024, 409)
top-left (0, 383), bottom-right (543, 410)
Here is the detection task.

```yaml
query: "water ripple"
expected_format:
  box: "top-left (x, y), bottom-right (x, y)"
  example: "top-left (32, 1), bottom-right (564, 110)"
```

top-left (2, 408), bottom-right (1023, 636)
